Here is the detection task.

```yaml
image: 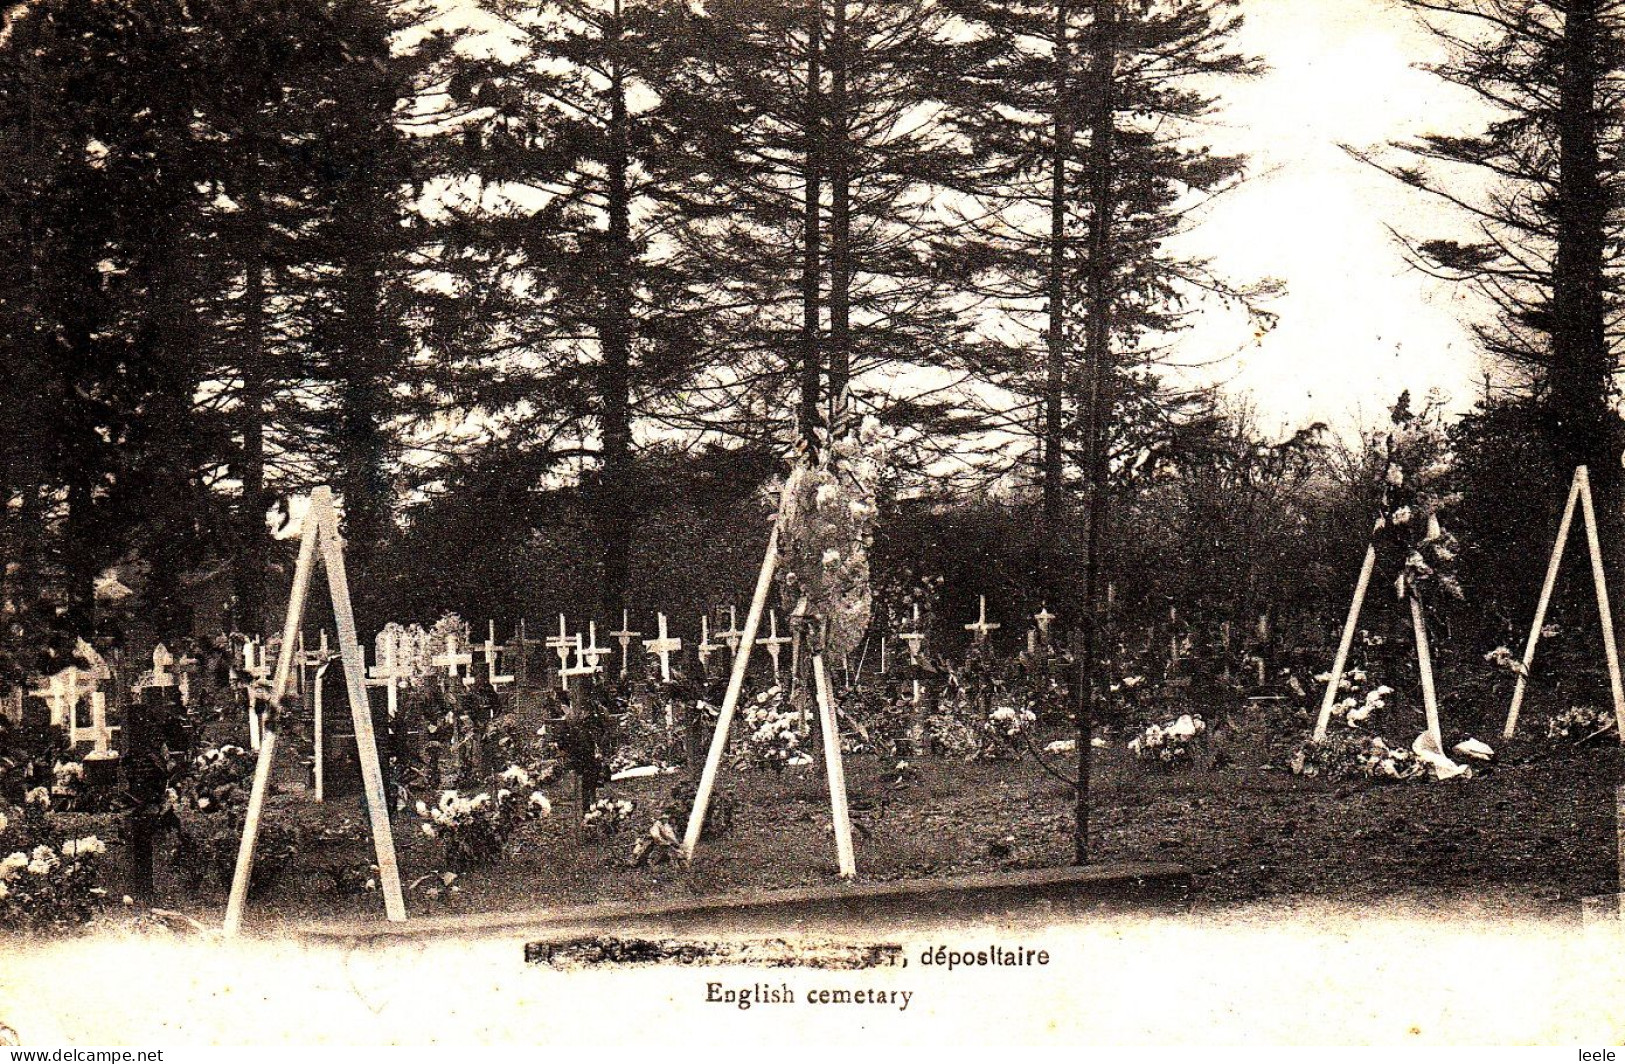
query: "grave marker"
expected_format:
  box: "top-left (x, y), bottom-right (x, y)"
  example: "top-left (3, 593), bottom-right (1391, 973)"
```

top-left (483, 621), bottom-right (515, 688)
top-left (432, 631), bottom-right (473, 686)
top-left (717, 606), bottom-right (744, 658)
top-left (697, 614), bottom-right (721, 670)
top-left (644, 613), bottom-right (682, 683)
top-left (965, 595), bottom-right (1000, 643)
top-left (546, 614), bottom-right (577, 692)
top-left (610, 610), bottom-right (641, 679)
top-left (757, 609), bottom-right (792, 683)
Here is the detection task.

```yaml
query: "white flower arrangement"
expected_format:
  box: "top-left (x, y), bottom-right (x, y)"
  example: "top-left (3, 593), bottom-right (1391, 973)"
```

top-left (1483, 646), bottom-right (1528, 677)
top-left (988, 704), bottom-right (1036, 739)
top-left (60, 836), bottom-right (105, 858)
top-left (1546, 705), bottom-right (1616, 742)
top-left (583, 797), bottom-right (636, 836)
top-left (737, 687), bottom-right (803, 773)
top-left (414, 781), bottom-right (553, 869)
top-left (1128, 715), bottom-right (1207, 764)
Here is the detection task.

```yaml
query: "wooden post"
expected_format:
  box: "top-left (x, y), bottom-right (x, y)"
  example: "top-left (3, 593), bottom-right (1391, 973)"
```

top-left (1313, 541), bottom-right (1378, 741)
top-left (1504, 467), bottom-right (1582, 738)
top-left (1409, 591), bottom-right (1443, 750)
top-left (224, 488), bottom-right (405, 937)
top-left (1578, 466), bottom-right (1625, 739)
top-left (313, 655), bottom-right (331, 802)
top-left (683, 525), bottom-right (778, 862)
top-left (812, 652), bottom-right (856, 878)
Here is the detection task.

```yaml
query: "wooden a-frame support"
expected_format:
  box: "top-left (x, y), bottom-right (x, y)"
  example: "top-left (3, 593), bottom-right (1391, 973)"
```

top-left (1501, 465), bottom-right (1625, 741)
top-left (681, 523), bottom-right (857, 877)
top-left (224, 486), bottom-right (406, 937)
top-left (1313, 520), bottom-right (1444, 748)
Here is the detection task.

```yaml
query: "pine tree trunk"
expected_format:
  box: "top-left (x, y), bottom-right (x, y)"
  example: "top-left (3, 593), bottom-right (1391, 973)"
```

top-left (237, 181), bottom-right (270, 635)
top-left (599, 0), bottom-right (636, 623)
top-left (1075, 0), bottom-right (1118, 867)
top-left (827, 0), bottom-right (851, 432)
top-left (337, 190), bottom-right (392, 631)
top-left (799, 1), bottom-right (824, 453)
top-left (1041, 0), bottom-right (1072, 606)
top-left (1551, 0), bottom-right (1624, 651)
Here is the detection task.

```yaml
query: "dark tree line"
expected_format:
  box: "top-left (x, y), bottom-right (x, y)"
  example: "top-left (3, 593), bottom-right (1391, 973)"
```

top-left (10, 0), bottom-right (1621, 716)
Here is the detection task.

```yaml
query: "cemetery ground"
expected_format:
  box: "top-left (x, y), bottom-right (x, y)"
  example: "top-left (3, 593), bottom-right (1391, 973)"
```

top-left (51, 711), bottom-right (1620, 932)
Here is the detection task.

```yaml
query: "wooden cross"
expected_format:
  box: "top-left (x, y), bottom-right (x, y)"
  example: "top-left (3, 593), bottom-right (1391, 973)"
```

top-left (431, 631), bottom-right (473, 685)
top-left (1034, 606), bottom-right (1056, 639)
top-left (610, 610), bottom-right (641, 679)
top-left (27, 672), bottom-right (73, 736)
top-left (546, 614), bottom-right (578, 691)
top-left (899, 603), bottom-right (926, 664)
top-left (697, 614), bottom-right (722, 670)
top-left (756, 608), bottom-right (792, 683)
top-left (643, 613), bottom-right (682, 683)
top-left (151, 643), bottom-right (177, 688)
top-left (965, 595), bottom-right (1000, 643)
top-left (560, 639), bottom-right (602, 685)
top-left (717, 606), bottom-right (744, 657)
top-left (581, 621), bottom-right (610, 671)
top-left (238, 641), bottom-right (268, 750)
top-left (368, 629), bottom-right (413, 719)
top-left (83, 691), bottom-right (117, 755)
top-left (483, 621), bottom-right (515, 687)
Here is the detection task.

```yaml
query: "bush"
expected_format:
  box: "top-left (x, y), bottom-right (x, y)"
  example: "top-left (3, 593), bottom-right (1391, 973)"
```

top-left (0, 790), bottom-right (108, 933)
top-left (415, 765), bottom-right (554, 871)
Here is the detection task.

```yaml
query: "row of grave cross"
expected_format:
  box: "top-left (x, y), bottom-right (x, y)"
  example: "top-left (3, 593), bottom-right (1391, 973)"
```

top-left (13, 598), bottom-right (1053, 757)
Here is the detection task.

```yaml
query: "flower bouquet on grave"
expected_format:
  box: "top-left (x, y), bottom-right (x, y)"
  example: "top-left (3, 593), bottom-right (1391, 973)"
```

top-left (1545, 704), bottom-right (1617, 742)
top-left (582, 795), bottom-right (635, 838)
top-left (415, 769), bottom-right (554, 871)
top-left (0, 792), bottom-right (110, 933)
top-left (983, 703), bottom-right (1038, 760)
top-left (733, 686), bottom-right (803, 773)
top-left (1311, 667), bottom-right (1396, 729)
top-left (1128, 714), bottom-right (1207, 766)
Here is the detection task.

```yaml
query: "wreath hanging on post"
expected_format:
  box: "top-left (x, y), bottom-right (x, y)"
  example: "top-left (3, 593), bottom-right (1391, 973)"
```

top-left (774, 417), bottom-right (887, 661)
top-left (1373, 392), bottom-right (1463, 606)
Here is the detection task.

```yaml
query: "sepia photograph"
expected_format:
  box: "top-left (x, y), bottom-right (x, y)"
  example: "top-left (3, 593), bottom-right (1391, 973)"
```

top-left (0, 0), bottom-right (1622, 1048)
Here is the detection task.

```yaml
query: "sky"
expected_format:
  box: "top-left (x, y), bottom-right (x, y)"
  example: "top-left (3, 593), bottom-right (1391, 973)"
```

top-left (1172, 0), bottom-right (1497, 437)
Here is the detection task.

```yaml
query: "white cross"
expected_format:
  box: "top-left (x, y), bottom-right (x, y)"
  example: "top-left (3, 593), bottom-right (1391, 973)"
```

top-left (28, 672), bottom-right (73, 734)
top-left (151, 643), bottom-right (177, 688)
top-left (717, 605), bottom-right (744, 657)
top-left (697, 614), bottom-right (721, 669)
top-left (965, 595), bottom-right (1000, 642)
top-left (560, 639), bottom-right (602, 684)
top-left (432, 631), bottom-right (473, 683)
top-left (484, 621), bottom-right (515, 687)
top-left (899, 603), bottom-right (926, 664)
top-left (239, 640), bottom-right (268, 750)
top-left (368, 629), bottom-right (413, 718)
top-left (1034, 606), bottom-right (1056, 638)
top-left (756, 608), bottom-right (792, 682)
top-left (643, 613), bottom-right (682, 683)
top-left (582, 621), bottom-right (610, 671)
top-left (610, 610), bottom-right (641, 678)
top-left (83, 691), bottom-right (116, 754)
top-left (546, 614), bottom-right (578, 691)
